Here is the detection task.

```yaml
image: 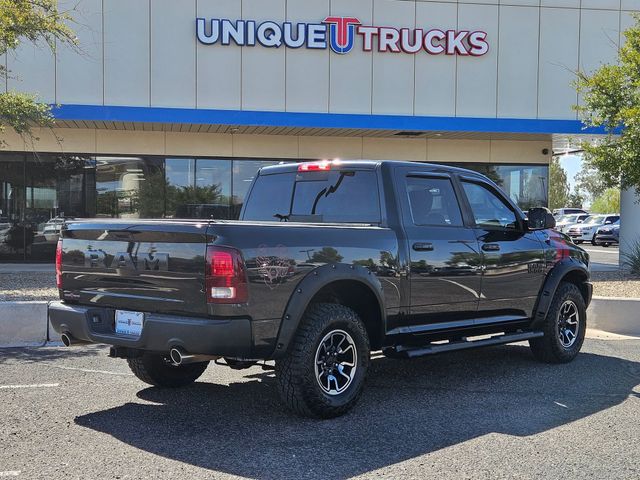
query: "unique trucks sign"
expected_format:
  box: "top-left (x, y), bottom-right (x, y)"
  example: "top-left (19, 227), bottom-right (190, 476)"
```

top-left (196, 17), bottom-right (489, 56)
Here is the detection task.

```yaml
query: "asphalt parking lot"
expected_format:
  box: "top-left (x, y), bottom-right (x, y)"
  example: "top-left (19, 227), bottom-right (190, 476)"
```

top-left (1, 337), bottom-right (639, 479)
top-left (582, 245), bottom-right (620, 272)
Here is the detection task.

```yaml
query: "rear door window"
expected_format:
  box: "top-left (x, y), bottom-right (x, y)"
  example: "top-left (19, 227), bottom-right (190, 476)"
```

top-left (406, 176), bottom-right (463, 226)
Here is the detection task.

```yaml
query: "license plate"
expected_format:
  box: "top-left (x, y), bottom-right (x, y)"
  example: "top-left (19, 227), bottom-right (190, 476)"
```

top-left (115, 310), bottom-right (144, 337)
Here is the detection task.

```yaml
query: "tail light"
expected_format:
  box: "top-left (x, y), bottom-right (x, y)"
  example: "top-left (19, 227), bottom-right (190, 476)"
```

top-left (55, 239), bottom-right (63, 289)
top-left (205, 246), bottom-right (248, 304)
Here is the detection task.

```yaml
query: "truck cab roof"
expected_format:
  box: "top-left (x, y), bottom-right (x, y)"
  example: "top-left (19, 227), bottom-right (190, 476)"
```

top-left (259, 160), bottom-right (487, 179)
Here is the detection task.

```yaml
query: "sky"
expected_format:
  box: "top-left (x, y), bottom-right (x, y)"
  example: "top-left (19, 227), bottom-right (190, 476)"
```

top-left (558, 154), bottom-right (583, 191)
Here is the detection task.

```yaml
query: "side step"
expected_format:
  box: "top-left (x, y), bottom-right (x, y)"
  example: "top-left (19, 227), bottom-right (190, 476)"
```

top-left (388, 331), bottom-right (545, 359)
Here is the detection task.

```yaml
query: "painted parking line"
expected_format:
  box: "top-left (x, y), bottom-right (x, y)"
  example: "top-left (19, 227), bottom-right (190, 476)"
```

top-left (0, 383), bottom-right (59, 389)
top-left (43, 364), bottom-right (132, 376)
top-left (0, 472), bottom-right (20, 477)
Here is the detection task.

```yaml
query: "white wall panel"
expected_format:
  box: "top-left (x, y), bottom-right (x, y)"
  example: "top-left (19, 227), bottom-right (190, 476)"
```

top-left (578, 8), bottom-right (620, 108)
top-left (414, 2), bottom-right (457, 116)
top-left (104, 0), bottom-right (150, 106)
top-left (56, 0), bottom-right (103, 105)
top-left (371, 0), bottom-right (415, 115)
top-left (500, 0), bottom-right (538, 6)
top-left (620, 11), bottom-right (637, 42)
top-left (7, 41), bottom-right (55, 103)
top-left (497, 6), bottom-right (539, 118)
top-left (151, 0), bottom-right (196, 107)
top-left (538, 7), bottom-right (579, 119)
top-left (582, 0), bottom-right (621, 9)
top-left (286, 0), bottom-right (330, 112)
top-left (242, 0), bottom-right (286, 111)
top-left (540, 0), bottom-right (579, 7)
top-left (329, 0), bottom-right (373, 113)
top-left (196, 0), bottom-right (242, 109)
top-left (3, 0), bottom-right (637, 126)
top-left (456, 3), bottom-right (499, 117)
top-left (579, 9), bottom-right (621, 74)
top-left (621, 1), bottom-right (640, 10)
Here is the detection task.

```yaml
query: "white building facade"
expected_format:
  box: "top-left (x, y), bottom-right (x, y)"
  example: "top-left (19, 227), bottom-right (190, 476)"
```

top-left (0, 0), bottom-right (636, 261)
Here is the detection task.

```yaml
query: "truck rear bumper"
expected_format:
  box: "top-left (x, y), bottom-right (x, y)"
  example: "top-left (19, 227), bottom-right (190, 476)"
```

top-left (48, 301), bottom-right (252, 358)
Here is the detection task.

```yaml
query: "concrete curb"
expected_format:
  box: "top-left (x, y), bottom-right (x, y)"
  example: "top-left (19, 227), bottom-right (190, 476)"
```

top-left (0, 297), bottom-right (638, 348)
top-left (0, 301), bottom-right (49, 348)
top-left (588, 296), bottom-right (640, 338)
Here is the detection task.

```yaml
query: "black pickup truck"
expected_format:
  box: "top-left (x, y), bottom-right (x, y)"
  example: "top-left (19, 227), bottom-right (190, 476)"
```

top-left (50, 160), bottom-right (592, 418)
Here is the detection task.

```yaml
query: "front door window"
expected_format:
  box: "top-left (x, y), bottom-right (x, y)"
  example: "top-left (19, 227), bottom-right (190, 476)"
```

top-left (462, 181), bottom-right (518, 230)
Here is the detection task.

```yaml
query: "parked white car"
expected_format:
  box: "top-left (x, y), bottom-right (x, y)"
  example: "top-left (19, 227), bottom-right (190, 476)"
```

top-left (566, 214), bottom-right (620, 245)
top-left (42, 217), bottom-right (67, 243)
top-left (552, 208), bottom-right (589, 218)
top-left (555, 213), bottom-right (590, 233)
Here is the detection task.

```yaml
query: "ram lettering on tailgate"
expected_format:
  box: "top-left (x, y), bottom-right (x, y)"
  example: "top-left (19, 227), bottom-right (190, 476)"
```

top-left (84, 250), bottom-right (169, 271)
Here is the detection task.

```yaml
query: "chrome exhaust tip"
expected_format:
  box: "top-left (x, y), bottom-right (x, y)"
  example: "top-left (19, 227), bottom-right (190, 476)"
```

top-left (169, 347), bottom-right (186, 365)
top-left (169, 347), bottom-right (219, 366)
top-left (61, 332), bottom-right (89, 346)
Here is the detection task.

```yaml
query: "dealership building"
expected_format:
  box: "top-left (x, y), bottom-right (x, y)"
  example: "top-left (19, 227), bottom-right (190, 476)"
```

top-left (0, 0), bottom-right (636, 261)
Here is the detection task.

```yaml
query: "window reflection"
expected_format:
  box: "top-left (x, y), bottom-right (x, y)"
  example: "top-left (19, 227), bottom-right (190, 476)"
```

top-left (452, 163), bottom-right (549, 210)
top-left (95, 157), bottom-right (165, 219)
top-left (164, 158), bottom-right (232, 219)
top-left (232, 160), bottom-right (284, 218)
top-left (0, 154), bottom-right (26, 261)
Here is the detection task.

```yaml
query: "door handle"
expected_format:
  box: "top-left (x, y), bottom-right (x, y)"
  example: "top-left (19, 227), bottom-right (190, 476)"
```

top-left (413, 242), bottom-right (434, 252)
top-left (481, 243), bottom-right (500, 252)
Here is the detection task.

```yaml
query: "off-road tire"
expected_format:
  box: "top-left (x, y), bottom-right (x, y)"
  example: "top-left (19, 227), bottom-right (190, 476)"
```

top-left (275, 303), bottom-right (370, 418)
top-left (127, 353), bottom-right (209, 387)
top-left (529, 282), bottom-right (586, 363)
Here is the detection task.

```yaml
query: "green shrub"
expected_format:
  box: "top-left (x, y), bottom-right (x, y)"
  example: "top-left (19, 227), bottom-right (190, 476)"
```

top-left (621, 238), bottom-right (640, 275)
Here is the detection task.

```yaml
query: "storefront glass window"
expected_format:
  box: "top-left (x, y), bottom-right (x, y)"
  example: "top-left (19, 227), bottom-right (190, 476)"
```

top-left (165, 158), bottom-right (232, 219)
top-left (0, 152), bottom-right (549, 262)
top-left (95, 156), bottom-right (165, 219)
top-left (0, 154), bottom-right (26, 261)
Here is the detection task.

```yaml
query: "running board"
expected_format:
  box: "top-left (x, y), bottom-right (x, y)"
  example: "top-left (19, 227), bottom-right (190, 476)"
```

top-left (390, 331), bottom-right (545, 359)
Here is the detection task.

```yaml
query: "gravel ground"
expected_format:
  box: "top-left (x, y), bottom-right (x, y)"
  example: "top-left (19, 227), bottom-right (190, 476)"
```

top-left (591, 270), bottom-right (640, 298)
top-left (0, 272), bottom-right (57, 302)
top-left (2, 270), bottom-right (640, 301)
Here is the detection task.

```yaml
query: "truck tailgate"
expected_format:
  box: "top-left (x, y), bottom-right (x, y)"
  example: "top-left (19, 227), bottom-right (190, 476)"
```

top-left (60, 220), bottom-right (211, 316)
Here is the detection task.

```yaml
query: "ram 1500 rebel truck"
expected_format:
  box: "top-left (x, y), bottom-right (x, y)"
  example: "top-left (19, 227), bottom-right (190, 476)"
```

top-left (50, 160), bottom-right (592, 418)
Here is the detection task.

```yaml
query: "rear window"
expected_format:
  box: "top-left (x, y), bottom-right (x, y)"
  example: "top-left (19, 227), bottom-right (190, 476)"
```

top-left (243, 170), bottom-right (381, 223)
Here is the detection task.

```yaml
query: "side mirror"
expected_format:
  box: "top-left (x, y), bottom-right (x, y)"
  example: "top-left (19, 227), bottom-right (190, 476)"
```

top-left (605, 220), bottom-right (612, 224)
top-left (527, 207), bottom-right (556, 231)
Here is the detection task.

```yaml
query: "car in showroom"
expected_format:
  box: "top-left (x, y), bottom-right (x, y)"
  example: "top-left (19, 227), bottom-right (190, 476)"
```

top-left (555, 213), bottom-right (590, 233)
top-left (566, 214), bottom-right (620, 245)
top-left (594, 220), bottom-right (620, 247)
